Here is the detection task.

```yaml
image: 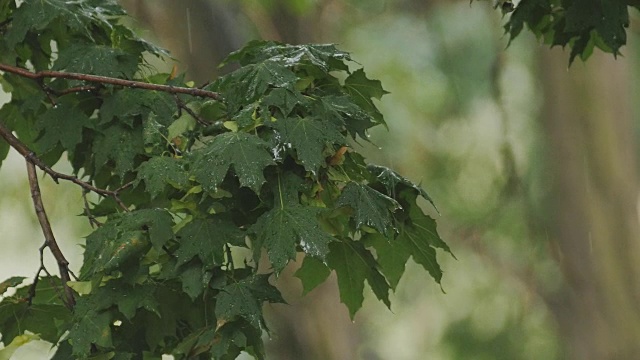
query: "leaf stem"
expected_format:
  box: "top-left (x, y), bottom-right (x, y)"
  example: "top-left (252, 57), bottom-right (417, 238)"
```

top-left (277, 172), bottom-right (284, 210)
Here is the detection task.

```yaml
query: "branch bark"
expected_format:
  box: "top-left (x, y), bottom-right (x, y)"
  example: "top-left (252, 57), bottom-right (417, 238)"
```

top-left (26, 161), bottom-right (75, 309)
top-left (0, 63), bottom-right (222, 101)
top-left (0, 121), bottom-right (130, 211)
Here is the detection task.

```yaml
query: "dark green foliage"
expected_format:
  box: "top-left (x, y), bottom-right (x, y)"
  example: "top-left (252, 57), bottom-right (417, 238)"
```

top-left (486, 0), bottom-right (637, 63)
top-left (0, 1), bottom-right (451, 358)
top-left (190, 132), bottom-right (275, 193)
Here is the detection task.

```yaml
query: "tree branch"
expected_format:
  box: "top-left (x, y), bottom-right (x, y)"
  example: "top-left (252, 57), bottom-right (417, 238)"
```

top-left (0, 63), bottom-right (223, 101)
top-left (26, 161), bottom-right (75, 309)
top-left (0, 121), bottom-right (130, 211)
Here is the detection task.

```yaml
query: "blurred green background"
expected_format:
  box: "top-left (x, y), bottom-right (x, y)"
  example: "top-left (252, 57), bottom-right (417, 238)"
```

top-left (2, 1), bottom-right (639, 359)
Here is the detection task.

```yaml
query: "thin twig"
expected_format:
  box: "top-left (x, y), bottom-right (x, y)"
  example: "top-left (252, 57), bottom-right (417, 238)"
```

top-left (39, 82), bottom-right (57, 106)
top-left (42, 83), bottom-right (101, 97)
top-left (114, 180), bottom-right (135, 193)
top-left (0, 121), bottom-right (130, 211)
top-left (26, 161), bottom-right (75, 309)
top-left (174, 94), bottom-right (209, 126)
top-left (0, 63), bottom-right (222, 101)
top-left (82, 189), bottom-right (102, 228)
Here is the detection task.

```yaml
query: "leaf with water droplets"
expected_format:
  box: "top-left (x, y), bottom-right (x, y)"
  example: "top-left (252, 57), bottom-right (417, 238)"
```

top-left (190, 132), bottom-right (275, 194)
top-left (100, 88), bottom-right (177, 127)
top-left (214, 274), bottom-right (284, 330)
top-left (220, 40), bottom-right (351, 72)
top-left (35, 101), bottom-right (93, 154)
top-left (314, 95), bottom-right (376, 140)
top-left (93, 124), bottom-right (145, 178)
top-left (3, 0), bottom-right (123, 49)
top-left (175, 217), bottom-right (245, 269)
top-left (367, 164), bottom-right (438, 212)
top-left (343, 69), bottom-right (388, 126)
top-left (262, 88), bottom-right (308, 117)
top-left (251, 174), bottom-right (334, 273)
top-left (211, 60), bottom-right (297, 112)
top-left (252, 205), bottom-right (334, 273)
top-left (336, 182), bottom-right (400, 236)
top-left (273, 116), bottom-right (345, 174)
top-left (136, 156), bottom-right (189, 199)
top-left (53, 43), bottom-right (139, 78)
top-left (80, 209), bottom-right (174, 278)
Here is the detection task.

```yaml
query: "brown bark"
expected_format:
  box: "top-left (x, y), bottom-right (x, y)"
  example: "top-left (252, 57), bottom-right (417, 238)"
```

top-left (540, 46), bottom-right (640, 360)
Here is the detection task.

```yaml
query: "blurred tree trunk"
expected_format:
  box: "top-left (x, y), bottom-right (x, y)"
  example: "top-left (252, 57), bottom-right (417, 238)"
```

top-left (119, 0), bottom-right (245, 80)
top-left (540, 47), bottom-right (640, 360)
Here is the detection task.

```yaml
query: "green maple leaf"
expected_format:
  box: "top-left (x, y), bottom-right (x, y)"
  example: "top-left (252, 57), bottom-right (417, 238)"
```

top-left (69, 298), bottom-right (113, 357)
top-left (93, 124), bottom-right (144, 177)
top-left (113, 284), bottom-right (160, 320)
top-left (53, 43), bottom-right (139, 78)
top-left (178, 262), bottom-right (213, 300)
top-left (363, 233), bottom-right (409, 290)
top-left (213, 60), bottom-right (297, 112)
top-left (35, 102), bottom-right (93, 153)
top-left (175, 217), bottom-right (245, 269)
top-left (221, 40), bottom-right (351, 72)
top-left (80, 209), bottom-right (174, 278)
top-left (326, 240), bottom-right (390, 318)
top-left (408, 206), bottom-right (451, 255)
top-left (262, 88), bottom-right (308, 117)
top-left (100, 88), bottom-right (177, 127)
top-left (0, 277), bottom-right (25, 295)
top-left (136, 156), bottom-right (189, 199)
top-left (12, 276), bottom-right (68, 306)
top-left (314, 95), bottom-right (376, 140)
top-left (344, 69), bottom-right (388, 102)
top-left (212, 321), bottom-right (263, 360)
top-left (215, 275), bottom-right (284, 329)
top-left (273, 116), bottom-right (345, 173)
top-left (294, 256), bottom-right (331, 295)
top-left (119, 208), bottom-right (175, 249)
top-left (336, 182), bottom-right (400, 236)
top-left (367, 164), bottom-right (438, 212)
top-left (396, 209), bottom-right (445, 284)
top-left (81, 229), bottom-right (149, 279)
top-left (190, 132), bottom-right (275, 194)
top-left (251, 202), bottom-right (334, 274)
top-left (0, 301), bottom-right (70, 344)
top-left (251, 173), bottom-right (334, 273)
top-left (343, 69), bottom-right (388, 125)
top-left (4, 0), bottom-right (122, 49)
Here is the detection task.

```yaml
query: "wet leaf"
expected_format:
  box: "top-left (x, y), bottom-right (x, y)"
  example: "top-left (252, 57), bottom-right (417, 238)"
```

top-left (191, 132), bottom-right (275, 194)
top-left (273, 116), bottom-right (345, 173)
top-left (336, 182), bottom-right (401, 236)
top-left (175, 217), bottom-right (245, 268)
top-left (214, 275), bottom-right (284, 329)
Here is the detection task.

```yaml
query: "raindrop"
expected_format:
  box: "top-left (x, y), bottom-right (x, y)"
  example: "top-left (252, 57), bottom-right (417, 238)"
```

top-left (271, 146), bottom-right (282, 161)
top-left (186, 8), bottom-right (193, 55)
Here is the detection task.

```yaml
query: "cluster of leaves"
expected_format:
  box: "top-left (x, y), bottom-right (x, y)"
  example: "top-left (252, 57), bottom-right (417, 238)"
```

top-left (487, 0), bottom-right (638, 63)
top-left (0, 0), bottom-right (450, 359)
